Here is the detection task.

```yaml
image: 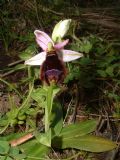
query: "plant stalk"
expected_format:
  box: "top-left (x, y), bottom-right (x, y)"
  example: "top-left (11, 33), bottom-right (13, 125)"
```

top-left (45, 84), bottom-right (54, 132)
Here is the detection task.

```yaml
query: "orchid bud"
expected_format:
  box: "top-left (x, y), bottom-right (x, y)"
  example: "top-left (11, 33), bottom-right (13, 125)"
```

top-left (52, 19), bottom-right (71, 42)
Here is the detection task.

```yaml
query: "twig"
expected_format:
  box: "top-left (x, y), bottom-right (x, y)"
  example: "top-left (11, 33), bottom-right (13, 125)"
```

top-left (34, 0), bottom-right (43, 30)
top-left (10, 132), bottom-right (34, 147)
top-left (71, 84), bottom-right (79, 123)
top-left (8, 60), bottom-right (23, 67)
top-left (76, 113), bottom-right (120, 121)
top-left (0, 59), bottom-right (24, 78)
top-left (0, 70), bottom-right (16, 78)
top-left (86, 18), bottom-right (120, 30)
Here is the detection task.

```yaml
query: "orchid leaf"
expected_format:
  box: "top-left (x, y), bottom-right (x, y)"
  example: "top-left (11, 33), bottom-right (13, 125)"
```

top-left (53, 135), bottom-right (117, 152)
top-left (19, 138), bottom-right (50, 159)
top-left (52, 120), bottom-right (117, 152)
top-left (31, 88), bottom-right (47, 107)
top-left (0, 140), bottom-right (9, 154)
top-left (34, 129), bottom-right (52, 147)
top-left (59, 120), bottom-right (97, 137)
top-left (51, 102), bottom-right (63, 136)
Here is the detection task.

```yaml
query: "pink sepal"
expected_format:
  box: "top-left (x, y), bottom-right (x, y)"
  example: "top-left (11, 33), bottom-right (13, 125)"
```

top-left (34, 30), bottom-right (53, 51)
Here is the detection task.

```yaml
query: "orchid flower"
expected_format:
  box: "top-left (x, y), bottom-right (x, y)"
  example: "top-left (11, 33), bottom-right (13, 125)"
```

top-left (25, 19), bottom-right (83, 85)
top-left (25, 30), bottom-right (83, 65)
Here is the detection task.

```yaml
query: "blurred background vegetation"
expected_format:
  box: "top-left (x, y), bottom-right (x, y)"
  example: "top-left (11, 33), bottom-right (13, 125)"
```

top-left (0, 0), bottom-right (120, 159)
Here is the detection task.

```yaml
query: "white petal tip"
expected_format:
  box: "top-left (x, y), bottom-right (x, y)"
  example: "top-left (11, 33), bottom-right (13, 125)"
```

top-left (62, 50), bottom-right (84, 62)
top-left (24, 52), bottom-right (46, 66)
top-left (34, 30), bottom-right (40, 35)
top-left (24, 60), bottom-right (41, 66)
top-left (24, 60), bottom-right (33, 65)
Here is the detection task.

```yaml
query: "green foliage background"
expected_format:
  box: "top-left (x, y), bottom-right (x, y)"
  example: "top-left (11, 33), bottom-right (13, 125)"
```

top-left (0, 0), bottom-right (120, 159)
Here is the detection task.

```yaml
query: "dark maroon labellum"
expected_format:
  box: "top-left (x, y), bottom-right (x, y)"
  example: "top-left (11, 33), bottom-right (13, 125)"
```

top-left (40, 51), bottom-right (66, 85)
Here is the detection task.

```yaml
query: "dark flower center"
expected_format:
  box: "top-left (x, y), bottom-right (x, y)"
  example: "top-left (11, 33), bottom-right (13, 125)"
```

top-left (40, 52), bottom-right (66, 85)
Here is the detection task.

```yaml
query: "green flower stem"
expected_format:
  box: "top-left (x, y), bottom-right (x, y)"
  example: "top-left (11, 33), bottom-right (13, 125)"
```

top-left (45, 84), bottom-right (54, 132)
top-left (27, 66), bottom-right (32, 89)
